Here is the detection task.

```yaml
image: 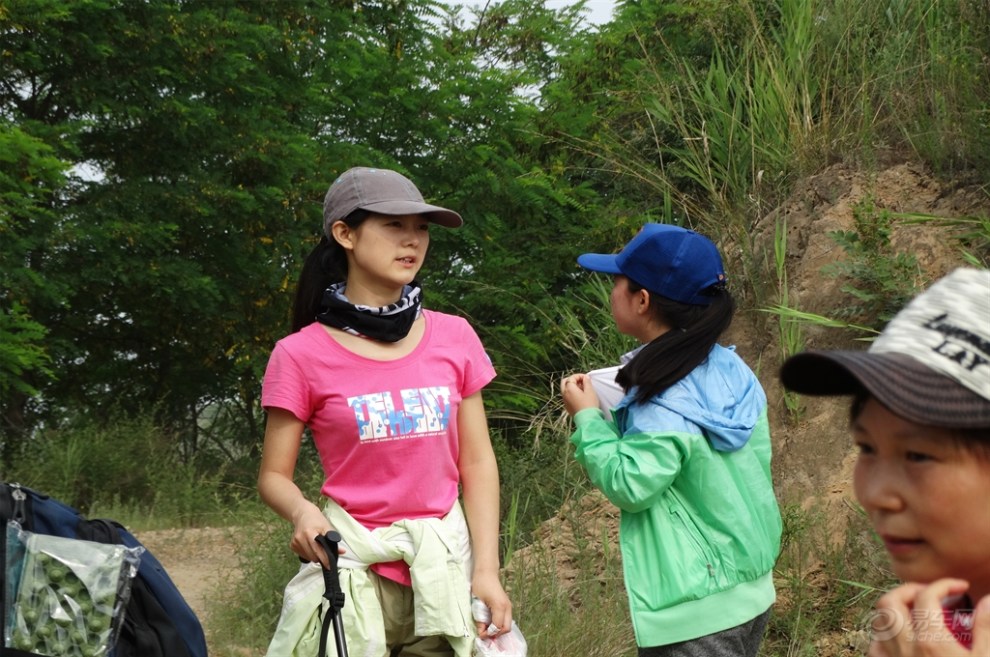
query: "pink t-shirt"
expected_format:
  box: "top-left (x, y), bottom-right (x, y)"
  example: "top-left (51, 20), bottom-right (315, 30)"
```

top-left (262, 309), bottom-right (495, 554)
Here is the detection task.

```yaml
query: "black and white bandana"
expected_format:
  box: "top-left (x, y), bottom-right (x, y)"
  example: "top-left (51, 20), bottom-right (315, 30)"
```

top-left (316, 281), bottom-right (423, 343)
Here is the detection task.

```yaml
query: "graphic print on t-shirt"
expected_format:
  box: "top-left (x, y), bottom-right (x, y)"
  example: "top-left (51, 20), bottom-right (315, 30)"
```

top-left (348, 386), bottom-right (451, 442)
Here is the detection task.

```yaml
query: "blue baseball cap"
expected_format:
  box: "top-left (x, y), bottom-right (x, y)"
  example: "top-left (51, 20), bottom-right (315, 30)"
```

top-left (577, 224), bottom-right (726, 305)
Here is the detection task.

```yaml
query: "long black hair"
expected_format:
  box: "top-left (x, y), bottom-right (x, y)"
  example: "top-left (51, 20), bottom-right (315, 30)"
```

top-left (615, 280), bottom-right (735, 404)
top-left (290, 209), bottom-right (369, 333)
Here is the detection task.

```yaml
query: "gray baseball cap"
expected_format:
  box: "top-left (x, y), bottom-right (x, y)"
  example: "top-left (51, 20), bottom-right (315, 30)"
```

top-left (322, 167), bottom-right (463, 237)
top-left (780, 267), bottom-right (990, 428)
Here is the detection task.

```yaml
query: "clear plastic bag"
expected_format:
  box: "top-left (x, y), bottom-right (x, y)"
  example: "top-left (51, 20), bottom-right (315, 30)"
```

top-left (4, 522), bottom-right (143, 656)
top-left (471, 597), bottom-right (527, 657)
top-left (473, 621), bottom-right (527, 657)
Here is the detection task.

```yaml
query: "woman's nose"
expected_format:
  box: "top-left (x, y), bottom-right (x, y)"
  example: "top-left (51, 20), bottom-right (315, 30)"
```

top-left (855, 461), bottom-right (905, 513)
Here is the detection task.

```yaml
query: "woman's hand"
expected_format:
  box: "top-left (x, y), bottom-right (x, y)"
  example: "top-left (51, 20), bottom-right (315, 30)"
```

top-left (289, 501), bottom-right (336, 568)
top-left (471, 571), bottom-right (512, 639)
top-left (868, 578), bottom-right (990, 656)
top-left (560, 373), bottom-right (600, 417)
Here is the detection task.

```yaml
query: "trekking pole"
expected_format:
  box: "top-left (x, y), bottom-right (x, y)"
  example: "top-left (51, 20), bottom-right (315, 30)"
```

top-left (315, 531), bottom-right (348, 657)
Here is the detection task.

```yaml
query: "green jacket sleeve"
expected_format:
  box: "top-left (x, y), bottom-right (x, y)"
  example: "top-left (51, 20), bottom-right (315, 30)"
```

top-left (569, 408), bottom-right (693, 513)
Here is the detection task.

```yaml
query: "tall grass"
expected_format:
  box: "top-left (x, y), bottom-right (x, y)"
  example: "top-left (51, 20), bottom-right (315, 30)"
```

top-left (472, 275), bottom-right (635, 560)
top-left (761, 502), bottom-right (897, 657)
top-left (1, 409), bottom-right (253, 528)
top-left (206, 518), bottom-right (299, 655)
top-left (822, 0), bottom-right (990, 175)
top-left (206, 460), bottom-right (326, 656)
top-left (572, 0), bottom-right (989, 307)
top-left (645, 0), bottom-right (826, 219)
top-left (771, 218), bottom-right (805, 422)
top-left (517, 276), bottom-right (635, 443)
top-left (502, 496), bottom-right (635, 656)
top-left (604, 0), bottom-right (833, 306)
top-left (485, 276), bottom-right (632, 564)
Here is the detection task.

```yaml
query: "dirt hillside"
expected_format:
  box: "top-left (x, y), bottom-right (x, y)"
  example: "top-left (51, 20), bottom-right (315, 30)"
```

top-left (753, 161), bottom-right (985, 504)
top-left (137, 161), bottom-right (990, 656)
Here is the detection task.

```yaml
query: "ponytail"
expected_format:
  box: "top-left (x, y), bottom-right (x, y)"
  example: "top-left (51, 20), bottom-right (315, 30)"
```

top-left (290, 210), bottom-right (369, 333)
top-left (615, 283), bottom-right (735, 404)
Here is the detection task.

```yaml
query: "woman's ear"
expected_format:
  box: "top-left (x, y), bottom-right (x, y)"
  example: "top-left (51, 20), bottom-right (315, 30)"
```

top-left (636, 289), bottom-right (652, 315)
top-left (330, 220), bottom-right (354, 250)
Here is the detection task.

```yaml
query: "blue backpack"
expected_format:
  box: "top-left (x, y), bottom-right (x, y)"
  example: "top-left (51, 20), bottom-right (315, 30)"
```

top-left (0, 482), bottom-right (209, 657)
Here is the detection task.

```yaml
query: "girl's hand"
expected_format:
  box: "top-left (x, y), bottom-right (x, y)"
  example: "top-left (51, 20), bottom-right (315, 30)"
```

top-left (868, 578), bottom-right (989, 656)
top-left (471, 572), bottom-right (512, 639)
top-left (560, 373), bottom-right (600, 417)
top-left (289, 501), bottom-right (337, 568)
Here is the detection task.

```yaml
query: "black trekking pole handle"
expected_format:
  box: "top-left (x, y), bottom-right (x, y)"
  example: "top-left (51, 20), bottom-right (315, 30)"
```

top-left (315, 531), bottom-right (348, 657)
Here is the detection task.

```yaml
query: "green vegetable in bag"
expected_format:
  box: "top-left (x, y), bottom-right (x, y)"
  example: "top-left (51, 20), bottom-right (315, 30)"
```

top-left (4, 525), bottom-right (142, 657)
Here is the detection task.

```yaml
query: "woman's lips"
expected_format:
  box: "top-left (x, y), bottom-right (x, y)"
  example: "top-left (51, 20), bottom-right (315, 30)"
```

top-left (883, 536), bottom-right (924, 554)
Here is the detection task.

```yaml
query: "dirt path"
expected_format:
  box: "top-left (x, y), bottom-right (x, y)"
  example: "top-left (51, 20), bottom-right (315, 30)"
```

top-left (134, 526), bottom-right (242, 653)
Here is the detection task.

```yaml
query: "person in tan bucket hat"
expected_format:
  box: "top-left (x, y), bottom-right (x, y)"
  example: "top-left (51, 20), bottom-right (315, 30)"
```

top-left (258, 167), bottom-right (512, 657)
top-left (781, 267), bottom-right (990, 656)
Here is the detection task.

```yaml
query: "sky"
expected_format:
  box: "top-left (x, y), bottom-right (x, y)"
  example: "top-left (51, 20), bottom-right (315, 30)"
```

top-left (447, 1), bottom-right (616, 28)
top-left (545, 0), bottom-right (615, 25)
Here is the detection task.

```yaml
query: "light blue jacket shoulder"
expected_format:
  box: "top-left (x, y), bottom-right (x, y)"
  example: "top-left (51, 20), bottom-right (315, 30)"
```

top-left (616, 344), bottom-right (767, 451)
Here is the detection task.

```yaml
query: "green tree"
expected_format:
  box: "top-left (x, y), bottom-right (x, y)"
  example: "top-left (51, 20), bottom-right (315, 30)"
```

top-left (0, 0), bottom-right (610, 465)
top-left (0, 122), bottom-right (67, 462)
top-left (0, 0), bottom-right (327, 462)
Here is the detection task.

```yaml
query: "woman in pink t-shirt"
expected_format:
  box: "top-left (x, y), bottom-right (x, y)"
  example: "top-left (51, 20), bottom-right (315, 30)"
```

top-left (258, 167), bottom-right (512, 656)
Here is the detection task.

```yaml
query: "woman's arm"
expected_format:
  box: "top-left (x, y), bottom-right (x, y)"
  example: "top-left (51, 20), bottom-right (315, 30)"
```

top-left (457, 391), bottom-right (512, 638)
top-left (258, 407), bottom-right (333, 567)
top-left (563, 365), bottom-right (690, 512)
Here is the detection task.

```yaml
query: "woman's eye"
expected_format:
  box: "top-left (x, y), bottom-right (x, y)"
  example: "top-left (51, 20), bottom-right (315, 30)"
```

top-left (905, 451), bottom-right (933, 463)
top-left (854, 442), bottom-right (875, 456)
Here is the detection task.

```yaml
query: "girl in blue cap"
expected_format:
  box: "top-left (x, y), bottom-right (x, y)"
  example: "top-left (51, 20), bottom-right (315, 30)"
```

top-left (560, 224), bottom-right (781, 657)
